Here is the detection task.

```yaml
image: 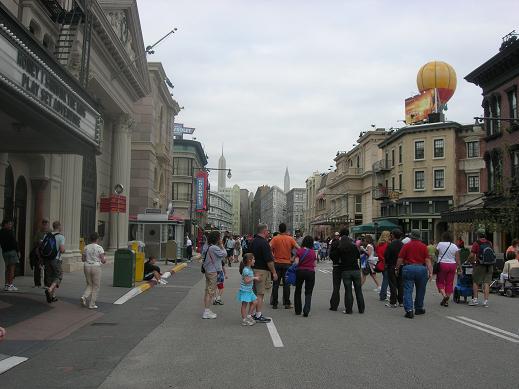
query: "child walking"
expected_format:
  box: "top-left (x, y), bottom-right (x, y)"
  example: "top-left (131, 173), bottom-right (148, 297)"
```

top-left (237, 253), bottom-right (259, 326)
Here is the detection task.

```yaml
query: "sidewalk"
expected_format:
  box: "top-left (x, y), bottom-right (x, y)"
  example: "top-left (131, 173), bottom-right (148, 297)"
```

top-left (0, 262), bottom-right (173, 359)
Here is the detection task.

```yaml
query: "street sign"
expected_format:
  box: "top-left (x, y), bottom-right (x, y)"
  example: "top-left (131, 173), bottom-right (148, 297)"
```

top-left (99, 195), bottom-right (126, 213)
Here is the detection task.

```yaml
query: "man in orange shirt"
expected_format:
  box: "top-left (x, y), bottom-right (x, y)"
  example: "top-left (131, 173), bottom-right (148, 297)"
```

top-left (270, 223), bottom-right (299, 309)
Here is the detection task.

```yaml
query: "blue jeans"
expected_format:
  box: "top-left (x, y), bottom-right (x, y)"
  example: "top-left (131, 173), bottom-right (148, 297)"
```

top-left (379, 270), bottom-right (389, 300)
top-left (402, 265), bottom-right (428, 312)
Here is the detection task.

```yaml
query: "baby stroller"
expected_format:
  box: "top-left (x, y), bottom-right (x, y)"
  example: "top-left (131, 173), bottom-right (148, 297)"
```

top-left (453, 262), bottom-right (474, 303)
top-left (489, 255), bottom-right (505, 294)
top-left (500, 267), bottom-right (519, 297)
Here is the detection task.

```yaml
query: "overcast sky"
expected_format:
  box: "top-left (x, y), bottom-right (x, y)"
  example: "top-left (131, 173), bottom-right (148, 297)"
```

top-left (137, 0), bottom-right (518, 193)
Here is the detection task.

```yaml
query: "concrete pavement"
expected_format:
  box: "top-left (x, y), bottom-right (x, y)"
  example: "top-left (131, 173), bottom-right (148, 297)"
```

top-left (98, 262), bottom-right (519, 389)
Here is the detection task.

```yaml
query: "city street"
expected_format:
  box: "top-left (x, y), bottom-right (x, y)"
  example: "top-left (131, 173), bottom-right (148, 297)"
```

top-left (2, 261), bottom-right (518, 388)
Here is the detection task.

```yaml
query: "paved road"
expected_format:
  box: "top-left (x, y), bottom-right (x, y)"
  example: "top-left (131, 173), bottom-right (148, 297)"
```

top-left (2, 262), bottom-right (519, 388)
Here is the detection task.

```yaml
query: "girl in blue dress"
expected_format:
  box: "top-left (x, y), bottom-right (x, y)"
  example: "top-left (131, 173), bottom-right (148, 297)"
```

top-left (237, 253), bottom-right (259, 326)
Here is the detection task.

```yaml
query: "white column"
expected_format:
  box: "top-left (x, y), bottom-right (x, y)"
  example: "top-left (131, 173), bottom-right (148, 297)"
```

top-left (60, 154), bottom-right (83, 271)
top-left (109, 114), bottom-right (132, 250)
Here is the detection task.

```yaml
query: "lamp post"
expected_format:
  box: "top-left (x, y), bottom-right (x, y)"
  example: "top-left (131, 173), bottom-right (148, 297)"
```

top-left (374, 221), bottom-right (379, 240)
top-left (114, 184), bottom-right (124, 250)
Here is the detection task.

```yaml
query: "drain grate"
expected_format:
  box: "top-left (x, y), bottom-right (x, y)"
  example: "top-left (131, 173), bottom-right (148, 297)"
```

top-left (91, 322), bottom-right (118, 326)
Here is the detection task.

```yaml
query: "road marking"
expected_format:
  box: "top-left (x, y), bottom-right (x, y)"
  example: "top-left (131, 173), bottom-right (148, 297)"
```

top-left (0, 356), bottom-right (28, 374)
top-left (113, 283), bottom-right (151, 305)
top-left (266, 320), bottom-right (284, 348)
top-left (446, 316), bottom-right (519, 343)
top-left (318, 269), bottom-right (332, 274)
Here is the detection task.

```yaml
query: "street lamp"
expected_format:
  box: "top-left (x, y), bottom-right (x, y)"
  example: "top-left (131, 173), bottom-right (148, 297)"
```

top-left (114, 184), bottom-right (124, 249)
top-left (374, 221), bottom-right (379, 240)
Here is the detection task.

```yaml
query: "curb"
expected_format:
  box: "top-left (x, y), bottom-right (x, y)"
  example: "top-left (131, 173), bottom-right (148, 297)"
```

top-left (170, 263), bottom-right (187, 274)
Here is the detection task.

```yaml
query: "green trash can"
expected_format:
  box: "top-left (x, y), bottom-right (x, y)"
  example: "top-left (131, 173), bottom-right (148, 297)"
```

top-left (113, 249), bottom-right (135, 287)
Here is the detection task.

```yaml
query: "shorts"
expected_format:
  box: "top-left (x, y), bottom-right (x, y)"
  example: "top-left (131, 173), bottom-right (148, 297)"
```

top-left (2, 250), bottom-right (19, 266)
top-left (44, 259), bottom-right (63, 287)
top-left (253, 269), bottom-right (271, 295)
top-left (205, 272), bottom-right (217, 296)
top-left (143, 272), bottom-right (155, 281)
top-left (226, 249), bottom-right (233, 257)
top-left (472, 264), bottom-right (493, 284)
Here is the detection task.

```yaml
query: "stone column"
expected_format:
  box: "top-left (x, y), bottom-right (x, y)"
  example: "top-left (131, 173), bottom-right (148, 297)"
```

top-left (109, 114), bottom-right (133, 250)
top-left (0, 153), bottom-right (8, 221)
top-left (60, 154), bottom-right (83, 271)
top-left (30, 178), bottom-right (49, 239)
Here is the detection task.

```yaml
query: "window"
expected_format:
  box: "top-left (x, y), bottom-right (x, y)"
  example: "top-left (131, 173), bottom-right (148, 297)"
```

top-left (385, 179), bottom-right (388, 189)
top-left (173, 158), bottom-right (193, 176)
top-left (508, 88), bottom-right (518, 119)
top-left (414, 140), bottom-right (425, 160)
top-left (398, 144), bottom-right (403, 164)
top-left (487, 151), bottom-right (503, 192)
top-left (399, 173), bottom-right (402, 191)
top-left (414, 170), bottom-right (425, 190)
top-left (391, 176), bottom-right (395, 190)
top-left (356, 155), bottom-right (360, 168)
top-left (485, 96), bottom-right (501, 135)
top-left (172, 182), bottom-right (192, 201)
top-left (385, 152), bottom-right (389, 168)
top-left (433, 169), bottom-right (445, 189)
top-left (391, 149), bottom-right (395, 167)
top-left (355, 194), bottom-right (362, 213)
top-left (433, 139), bottom-right (444, 158)
top-left (467, 175), bottom-right (480, 193)
top-left (466, 141), bottom-right (479, 158)
top-left (511, 150), bottom-right (519, 186)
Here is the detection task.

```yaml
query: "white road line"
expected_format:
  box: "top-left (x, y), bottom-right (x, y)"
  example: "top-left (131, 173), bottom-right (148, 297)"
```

top-left (446, 316), bottom-right (519, 343)
top-left (0, 356), bottom-right (28, 374)
top-left (318, 269), bottom-right (332, 274)
top-left (456, 316), bottom-right (519, 339)
top-left (113, 287), bottom-right (144, 305)
top-left (266, 320), bottom-right (284, 348)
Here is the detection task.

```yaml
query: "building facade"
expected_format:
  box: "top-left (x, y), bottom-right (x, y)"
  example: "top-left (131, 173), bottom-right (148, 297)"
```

top-left (251, 185), bottom-right (269, 231)
top-left (239, 188), bottom-right (251, 235)
top-left (286, 188), bottom-right (306, 234)
top-left (260, 185), bottom-right (286, 233)
top-left (207, 191), bottom-right (232, 232)
top-left (220, 184), bottom-right (240, 234)
top-left (130, 62), bottom-right (180, 216)
top-left (304, 172), bottom-right (322, 235)
top-left (0, 0), bottom-right (150, 273)
top-left (375, 122), bottom-right (484, 243)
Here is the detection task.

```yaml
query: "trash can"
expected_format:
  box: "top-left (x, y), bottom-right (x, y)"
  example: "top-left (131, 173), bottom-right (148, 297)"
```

top-left (113, 249), bottom-right (135, 288)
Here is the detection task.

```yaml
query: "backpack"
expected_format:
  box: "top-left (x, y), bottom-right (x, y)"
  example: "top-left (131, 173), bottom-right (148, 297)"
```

top-left (477, 240), bottom-right (496, 265)
top-left (39, 232), bottom-right (60, 261)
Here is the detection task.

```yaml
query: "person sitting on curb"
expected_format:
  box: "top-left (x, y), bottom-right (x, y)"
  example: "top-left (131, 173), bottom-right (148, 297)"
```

top-left (144, 257), bottom-right (167, 285)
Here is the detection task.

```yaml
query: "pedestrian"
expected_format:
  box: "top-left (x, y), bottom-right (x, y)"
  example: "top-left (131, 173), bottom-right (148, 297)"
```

top-left (361, 235), bottom-right (381, 292)
top-left (376, 231), bottom-right (390, 301)
top-left (294, 235), bottom-right (317, 317)
top-left (270, 222), bottom-right (299, 309)
top-left (319, 239), bottom-right (328, 262)
top-left (468, 229), bottom-right (495, 307)
top-left (225, 234), bottom-right (235, 267)
top-left (0, 219), bottom-right (20, 291)
top-left (237, 253), bottom-right (259, 326)
top-left (250, 223), bottom-right (278, 323)
top-left (500, 250), bottom-right (519, 288)
top-left (427, 240), bottom-right (438, 270)
top-left (385, 229), bottom-right (404, 308)
top-left (395, 230), bottom-right (433, 318)
top-left (143, 256), bottom-right (167, 284)
top-left (435, 231), bottom-right (461, 307)
top-left (328, 232), bottom-right (343, 311)
top-left (30, 218), bottom-right (50, 288)
top-left (43, 221), bottom-right (65, 303)
top-left (332, 228), bottom-right (365, 314)
top-left (202, 230), bottom-right (227, 319)
top-left (505, 238), bottom-right (519, 259)
top-left (313, 238), bottom-right (321, 262)
top-left (186, 234), bottom-right (193, 262)
top-left (80, 232), bottom-right (106, 309)
top-left (233, 237), bottom-right (241, 263)
top-left (213, 255), bottom-right (227, 306)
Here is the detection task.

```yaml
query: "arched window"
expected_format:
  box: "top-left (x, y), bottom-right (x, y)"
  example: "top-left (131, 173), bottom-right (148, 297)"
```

top-left (28, 20), bottom-right (41, 39)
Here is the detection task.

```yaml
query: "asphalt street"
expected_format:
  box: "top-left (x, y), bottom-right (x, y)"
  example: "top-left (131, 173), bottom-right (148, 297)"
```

top-left (2, 261), bottom-right (519, 388)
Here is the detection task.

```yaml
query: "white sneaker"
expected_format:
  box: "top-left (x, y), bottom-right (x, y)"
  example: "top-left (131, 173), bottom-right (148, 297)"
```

top-left (202, 310), bottom-right (217, 319)
top-left (373, 287), bottom-right (381, 292)
top-left (246, 316), bottom-right (256, 326)
top-left (7, 285), bottom-right (18, 292)
top-left (80, 296), bottom-right (87, 307)
top-left (88, 305), bottom-right (98, 309)
top-left (483, 300), bottom-right (488, 307)
top-left (468, 299), bottom-right (479, 306)
top-left (158, 279), bottom-right (168, 285)
top-left (385, 303), bottom-right (398, 308)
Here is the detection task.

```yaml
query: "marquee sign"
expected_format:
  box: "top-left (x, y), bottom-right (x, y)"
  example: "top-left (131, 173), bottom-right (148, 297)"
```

top-left (0, 22), bottom-right (101, 146)
top-left (195, 171), bottom-right (208, 212)
top-left (173, 123), bottom-right (195, 136)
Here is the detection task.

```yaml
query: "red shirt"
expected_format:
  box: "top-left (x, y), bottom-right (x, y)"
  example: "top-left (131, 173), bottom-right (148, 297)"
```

top-left (398, 239), bottom-right (429, 265)
top-left (376, 242), bottom-right (388, 263)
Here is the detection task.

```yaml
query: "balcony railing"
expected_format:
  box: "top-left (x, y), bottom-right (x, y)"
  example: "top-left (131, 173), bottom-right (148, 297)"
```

top-left (373, 159), bottom-right (392, 173)
top-left (373, 186), bottom-right (389, 200)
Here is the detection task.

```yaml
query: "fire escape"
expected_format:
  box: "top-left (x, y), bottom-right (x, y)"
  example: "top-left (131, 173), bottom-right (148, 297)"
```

top-left (40, 0), bottom-right (93, 87)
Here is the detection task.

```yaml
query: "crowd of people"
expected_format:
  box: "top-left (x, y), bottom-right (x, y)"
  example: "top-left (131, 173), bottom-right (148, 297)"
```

top-left (201, 223), bottom-right (515, 323)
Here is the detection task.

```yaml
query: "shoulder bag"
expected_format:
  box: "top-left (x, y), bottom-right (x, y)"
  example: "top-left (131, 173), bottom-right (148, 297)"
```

top-left (433, 242), bottom-right (451, 275)
top-left (285, 249), bottom-right (310, 286)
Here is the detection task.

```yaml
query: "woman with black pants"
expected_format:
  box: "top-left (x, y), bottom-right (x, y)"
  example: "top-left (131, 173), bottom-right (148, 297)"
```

top-left (294, 235), bottom-right (318, 317)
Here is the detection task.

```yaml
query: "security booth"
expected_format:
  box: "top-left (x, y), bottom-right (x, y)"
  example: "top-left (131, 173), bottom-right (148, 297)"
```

top-left (128, 211), bottom-right (184, 263)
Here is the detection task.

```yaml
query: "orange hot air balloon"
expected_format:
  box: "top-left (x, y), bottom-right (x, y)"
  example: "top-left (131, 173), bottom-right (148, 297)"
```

top-left (416, 61), bottom-right (457, 106)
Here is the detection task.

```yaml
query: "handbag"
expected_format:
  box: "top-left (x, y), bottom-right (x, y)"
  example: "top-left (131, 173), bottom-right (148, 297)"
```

top-left (433, 243), bottom-right (451, 274)
top-left (201, 246), bottom-right (211, 274)
top-left (285, 249), bottom-right (310, 286)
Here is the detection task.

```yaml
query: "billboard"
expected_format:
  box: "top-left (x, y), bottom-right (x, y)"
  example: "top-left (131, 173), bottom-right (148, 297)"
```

top-left (405, 89), bottom-right (435, 124)
top-left (195, 171), bottom-right (208, 212)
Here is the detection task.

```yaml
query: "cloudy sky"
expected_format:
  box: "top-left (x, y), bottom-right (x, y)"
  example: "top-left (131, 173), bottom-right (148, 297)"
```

top-left (137, 0), bottom-right (518, 193)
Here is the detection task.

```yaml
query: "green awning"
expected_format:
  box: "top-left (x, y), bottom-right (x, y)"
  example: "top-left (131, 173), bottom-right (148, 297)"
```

top-left (351, 220), bottom-right (399, 234)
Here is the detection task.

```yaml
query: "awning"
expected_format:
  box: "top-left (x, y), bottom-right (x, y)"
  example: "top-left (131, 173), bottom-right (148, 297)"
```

top-left (351, 219), bottom-right (399, 234)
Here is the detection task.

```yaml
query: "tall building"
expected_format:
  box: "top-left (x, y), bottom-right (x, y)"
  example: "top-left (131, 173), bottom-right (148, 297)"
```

top-left (221, 184), bottom-right (241, 234)
top-left (286, 188), bottom-right (306, 234)
top-left (304, 172), bottom-right (323, 235)
top-left (207, 191), bottom-right (233, 232)
top-left (218, 147), bottom-right (226, 192)
top-left (261, 186), bottom-right (286, 233)
top-left (284, 167), bottom-right (290, 193)
top-left (252, 185), bottom-right (270, 230)
top-left (240, 189), bottom-right (252, 235)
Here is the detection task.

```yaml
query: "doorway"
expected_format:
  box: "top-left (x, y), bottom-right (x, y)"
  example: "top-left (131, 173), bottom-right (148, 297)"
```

top-left (14, 176), bottom-right (27, 276)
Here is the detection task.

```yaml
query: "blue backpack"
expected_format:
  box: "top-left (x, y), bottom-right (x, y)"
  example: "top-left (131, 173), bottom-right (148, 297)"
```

top-left (285, 249), bottom-right (310, 286)
top-left (39, 232), bottom-right (60, 261)
top-left (477, 240), bottom-right (496, 265)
